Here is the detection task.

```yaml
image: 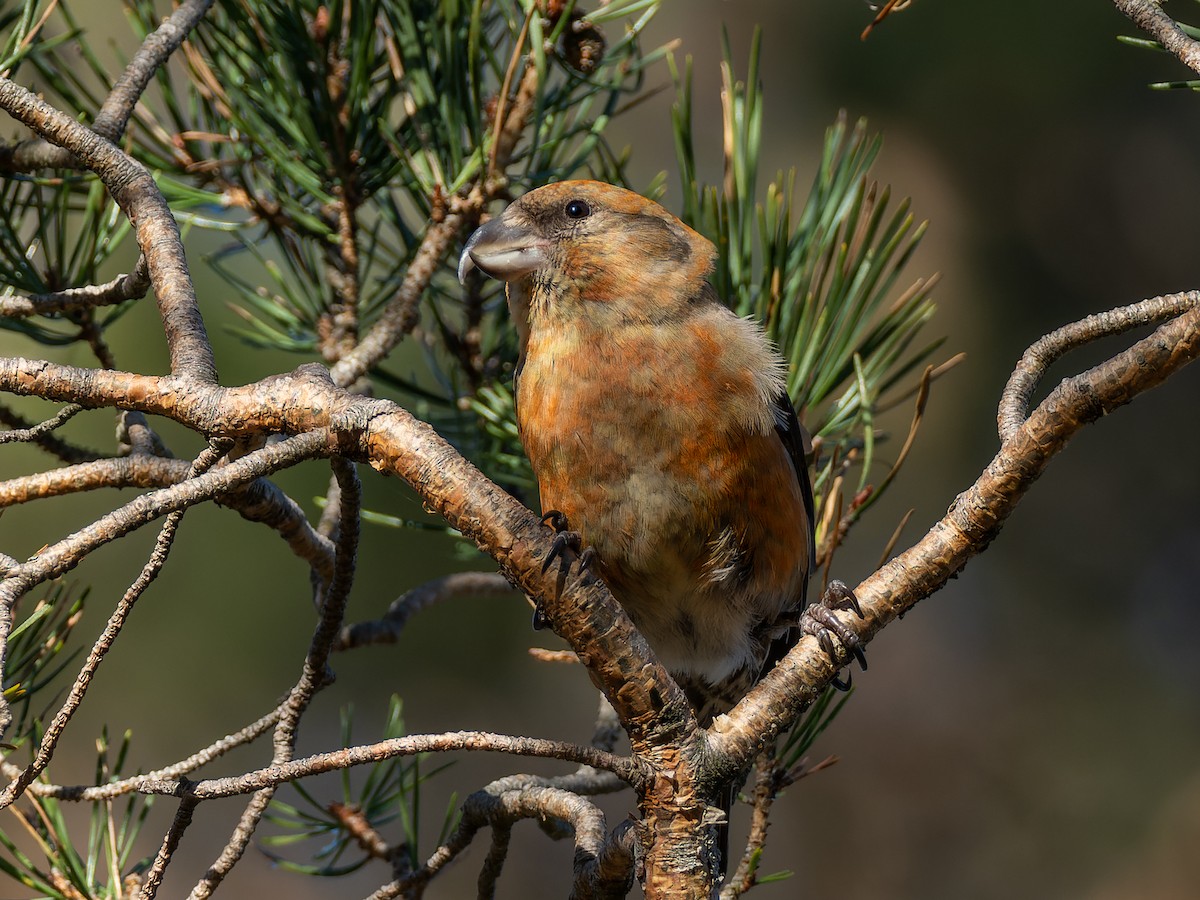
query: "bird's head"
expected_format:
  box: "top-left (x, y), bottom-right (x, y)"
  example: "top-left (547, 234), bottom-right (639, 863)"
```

top-left (458, 181), bottom-right (715, 319)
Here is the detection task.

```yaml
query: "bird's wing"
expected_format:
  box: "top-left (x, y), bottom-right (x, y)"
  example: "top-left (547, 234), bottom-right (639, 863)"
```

top-left (773, 391), bottom-right (817, 596)
top-left (749, 391), bottom-right (817, 685)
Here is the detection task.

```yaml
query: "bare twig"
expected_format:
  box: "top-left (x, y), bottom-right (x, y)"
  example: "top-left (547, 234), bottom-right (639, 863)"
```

top-left (876, 507), bottom-right (915, 569)
top-left (825, 362), bottom-right (935, 549)
top-left (0, 257), bottom-right (150, 317)
top-left (444, 696), bottom-right (633, 895)
top-left (0, 400), bottom-right (99, 463)
top-left (575, 820), bottom-right (638, 900)
top-left (94, 0), bottom-right (216, 141)
top-left (875, 348), bottom-right (963, 413)
top-left (489, 10), bottom-right (533, 178)
top-left (2, 707), bottom-right (282, 801)
top-left (997, 291), bottom-right (1199, 442)
top-left (0, 455), bottom-right (336, 583)
top-left (320, 183), bottom-right (363, 363)
top-left (591, 696), bottom-right (622, 754)
top-left (720, 753), bottom-right (777, 900)
top-left (0, 431), bottom-right (336, 736)
top-left (137, 798), bottom-right (199, 900)
top-left (368, 784), bottom-right (632, 900)
top-left (476, 822), bottom-right (513, 899)
top-left (336, 571), bottom-right (516, 650)
top-left (0, 432), bottom-right (333, 603)
top-left (220, 473), bottom-right (337, 586)
top-left (0, 440), bottom-right (230, 808)
top-left (328, 801), bottom-right (411, 875)
top-left (1113, 0), bottom-right (1200, 76)
top-left (860, 0), bottom-right (913, 41)
top-left (719, 753), bottom-right (836, 899)
top-left (74, 307), bottom-right (117, 369)
top-left (118, 410), bottom-right (172, 458)
top-left (528, 648), bottom-right (580, 663)
top-left (188, 457), bottom-right (361, 898)
top-left (0, 0), bottom-right (216, 171)
top-left (0, 403), bottom-right (84, 444)
top-left (0, 0), bottom-right (57, 75)
top-left (328, 205), bottom-right (473, 388)
top-left (865, 364), bottom-right (933, 505)
top-left (189, 791), bottom-right (270, 900)
top-left (481, 767), bottom-right (628, 801)
top-left (0, 457), bottom-right (188, 507)
top-left (87, 732), bottom-right (640, 803)
top-left (316, 470), bottom-right (343, 540)
top-left (328, 32), bottom-right (545, 389)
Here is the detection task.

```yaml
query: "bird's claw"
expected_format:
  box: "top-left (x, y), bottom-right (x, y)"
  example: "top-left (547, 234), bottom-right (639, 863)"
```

top-left (541, 529), bottom-right (583, 573)
top-left (541, 509), bottom-right (569, 532)
top-left (801, 579), bottom-right (867, 688)
top-left (533, 511), bottom-right (596, 629)
top-left (823, 579), bottom-right (863, 619)
top-left (539, 510), bottom-right (593, 575)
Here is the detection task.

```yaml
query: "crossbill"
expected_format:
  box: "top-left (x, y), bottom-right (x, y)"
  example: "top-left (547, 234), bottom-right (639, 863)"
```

top-left (458, 180), bottom-right (861, 724)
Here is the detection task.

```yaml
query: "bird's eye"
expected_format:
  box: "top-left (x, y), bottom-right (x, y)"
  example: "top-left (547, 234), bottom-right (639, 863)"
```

top-left (565, 199), bottom-right (591, 219)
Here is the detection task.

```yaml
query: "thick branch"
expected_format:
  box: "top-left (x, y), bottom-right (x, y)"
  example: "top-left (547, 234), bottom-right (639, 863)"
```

top-left (710, 303), bottom-right (1200, 766)
top-left (12, 299), bottom-right (1195, 889)
top-left (0, 0), bottom-right (215, 171)
top-left (0, 360), bottom-right (697, 752)
top-left (0, 80), bottom-right (216, 381)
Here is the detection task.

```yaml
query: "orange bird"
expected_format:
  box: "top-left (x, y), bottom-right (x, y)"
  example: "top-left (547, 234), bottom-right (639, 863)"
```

top-left (459, 180), bottom-right (862, 723)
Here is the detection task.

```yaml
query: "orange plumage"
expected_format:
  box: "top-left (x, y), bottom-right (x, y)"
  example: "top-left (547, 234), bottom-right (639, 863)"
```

top-left (460, 180), bottom-right (817, 722)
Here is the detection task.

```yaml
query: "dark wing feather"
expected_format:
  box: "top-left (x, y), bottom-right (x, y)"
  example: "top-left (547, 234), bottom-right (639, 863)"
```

top-left (758, 392), bottom-right (816, 677)
top-left (772, 391), bottom-right (816, 600)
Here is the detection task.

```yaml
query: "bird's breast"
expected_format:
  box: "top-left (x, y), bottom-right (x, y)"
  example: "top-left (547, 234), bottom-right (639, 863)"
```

top-left (516, 322), bottom-right (737, 545)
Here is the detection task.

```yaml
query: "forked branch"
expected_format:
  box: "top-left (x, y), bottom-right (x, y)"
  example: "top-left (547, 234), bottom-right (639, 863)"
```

top-left (711, 297), bottom-right (1200, 766)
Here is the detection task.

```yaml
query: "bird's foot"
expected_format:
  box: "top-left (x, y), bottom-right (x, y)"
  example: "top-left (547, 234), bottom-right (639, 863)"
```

top-left (800, 579), bottom-right (866, 691)
top-left (533, 511), bottom-right (595, 630)
top-left (539, 510), bottom-right (594, 572)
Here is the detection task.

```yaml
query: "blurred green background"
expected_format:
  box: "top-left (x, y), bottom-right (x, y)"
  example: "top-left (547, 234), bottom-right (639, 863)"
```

top-left (1, 1), bottom-right (1199, 898)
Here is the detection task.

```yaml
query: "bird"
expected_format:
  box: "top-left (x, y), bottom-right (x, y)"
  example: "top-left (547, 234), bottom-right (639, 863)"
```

top-left (457, 180), bottom-right (862, 725)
